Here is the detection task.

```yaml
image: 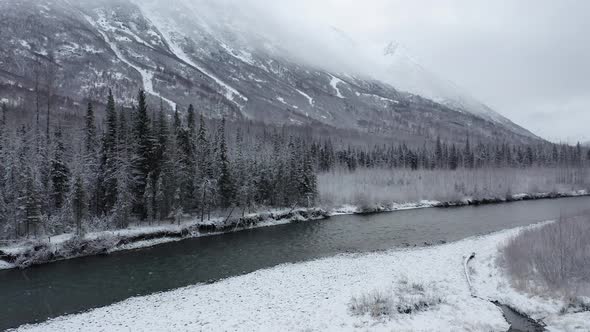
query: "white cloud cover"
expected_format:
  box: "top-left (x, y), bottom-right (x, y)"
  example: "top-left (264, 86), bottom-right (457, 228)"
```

top-left (145, 0), bottom-right (590, 142)
top-left (288, 0), bottom-right (590, 142)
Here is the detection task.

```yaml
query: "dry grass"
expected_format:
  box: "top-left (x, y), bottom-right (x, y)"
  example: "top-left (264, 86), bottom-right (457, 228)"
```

top-left (319, 167), bottom-right (589, 208)
top-left (502, 215), bottom-right (590, 300)
top-left (349, 280), bottom-right (444, 319)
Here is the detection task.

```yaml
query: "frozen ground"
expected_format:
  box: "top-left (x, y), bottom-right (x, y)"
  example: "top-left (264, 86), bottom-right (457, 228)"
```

top-left (13, 224), bottom-right (589, 332)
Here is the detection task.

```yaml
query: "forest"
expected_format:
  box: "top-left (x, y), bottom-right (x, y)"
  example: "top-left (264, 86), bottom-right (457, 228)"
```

top-left (0, 89), bottom-right (588, 241)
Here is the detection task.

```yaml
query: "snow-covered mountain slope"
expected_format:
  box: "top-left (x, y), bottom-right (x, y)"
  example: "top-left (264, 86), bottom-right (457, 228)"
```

top-left (375, 42), bottom-right (534, 138)
top-left (0, 0), bottom-right (540, 144)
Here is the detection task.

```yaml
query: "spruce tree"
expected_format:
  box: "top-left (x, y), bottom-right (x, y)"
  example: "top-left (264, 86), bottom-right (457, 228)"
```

top-left (83, 102), bottom-right (99, 215)
top-left (449, 144), bottom-right (459, 170)
top-left (131, 90), bottom-right (154, 219)
top-left (100, 90), bottom-right (119, 213)
top-left (144, 173), bottom-right (155, 225)
top-left (155, 175), bottom-right (165, 221)
top-left (50, 128), bottom-right (70, 210)
top-left (217, 118), bottom-right (234, 208)
top-left (187, 104), bottom-right (196, 140)
top-left (24, 170), bottom-right (41, 238)
top-left (71, 174), bottom-right (86, 236)
top-left (84, 102), bottom-right (98, 157)
top-left (435, 136), bottom-right (443, 168)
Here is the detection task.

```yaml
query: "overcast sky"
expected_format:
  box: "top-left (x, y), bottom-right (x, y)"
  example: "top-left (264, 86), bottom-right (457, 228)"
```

top-left (252, 0), bottom-right (589, 142)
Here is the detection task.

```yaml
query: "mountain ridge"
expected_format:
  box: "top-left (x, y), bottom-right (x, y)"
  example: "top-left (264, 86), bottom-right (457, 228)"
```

top-left (0, 0), bottom-right (540, 145)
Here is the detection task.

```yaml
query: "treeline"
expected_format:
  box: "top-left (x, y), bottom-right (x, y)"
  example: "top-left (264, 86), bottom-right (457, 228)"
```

top-left (0, 88), bottom-right (587, 241)
top-left (315, 137), bottom-right (588, 172)
top-left (0, 90), bottom-right (317, 240)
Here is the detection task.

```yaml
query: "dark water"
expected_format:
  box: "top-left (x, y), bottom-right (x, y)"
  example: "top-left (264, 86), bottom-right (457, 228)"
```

top-left (1, 196), bottom-right (589, 330)
top-left (496, 304), bottom-right (546, 332)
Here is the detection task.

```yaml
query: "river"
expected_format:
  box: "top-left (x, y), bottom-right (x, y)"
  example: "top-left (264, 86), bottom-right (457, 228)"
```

top-left (1, 196), bottom-right (589, 330)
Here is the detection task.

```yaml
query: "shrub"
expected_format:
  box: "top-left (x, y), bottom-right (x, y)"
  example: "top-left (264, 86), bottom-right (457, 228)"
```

top-left (349, 281), bottom-right (444, 319)
top-left (13, 242), bottom-right (53, 268)
top-left (560, 297), bottom-right (590, 314)
top-left (319, 167), bottom-right (590, 208)
top-left (502, 215), bottom-right (590, 296)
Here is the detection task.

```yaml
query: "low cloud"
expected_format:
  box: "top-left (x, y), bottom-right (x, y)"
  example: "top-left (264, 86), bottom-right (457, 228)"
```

top-left (142, 0), bottom-right (590, 141)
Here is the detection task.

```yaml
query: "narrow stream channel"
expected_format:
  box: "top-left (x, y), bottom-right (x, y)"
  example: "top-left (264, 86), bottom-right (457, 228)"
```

top-left (1, 196), bottom-right (589, 330)
top-left (496, 304), bottom-right (546, 332)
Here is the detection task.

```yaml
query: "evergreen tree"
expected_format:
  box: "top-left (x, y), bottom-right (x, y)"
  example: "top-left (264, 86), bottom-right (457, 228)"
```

top-left (83, 102), bottom-right (99, 215)
top-left (131, 90), bottom-right (154, 219)
top-left (112, 157), bottom-right (133, 229)
top-left (155, 175), bottom-right (166, 221)
top-left (0, 103), bottom-right (6, 153)
top-left (187, 104), bottom-right (196, 140)
top-left (24, 170), bottom-right (41, 238)
top-left (154, 104), bottom-right (169, 179)
top-left (173, 105), bottom-right (181, 134)
top-left (84, 102), bottom-right (98, 157)
top-left (50, 128), bottom-right (70, 210)
top-left (435, 136), bottom-right (443, 168)
top-left (71, 174), bottom-right (86, 236)
top-left (172, 186), bottom-right (182, 225)
top-left (216, 118), bottom-right (234, 208)
top-left (144, 173), bottom-right (155, 225)
top-left (100, 90), bottom-right (119, 213)
top-left (449, 144), bottom-right (459, 170)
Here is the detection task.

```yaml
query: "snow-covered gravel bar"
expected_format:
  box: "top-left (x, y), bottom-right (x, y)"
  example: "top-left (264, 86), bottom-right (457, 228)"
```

top-left (13, 224), bottom-right (589, 332)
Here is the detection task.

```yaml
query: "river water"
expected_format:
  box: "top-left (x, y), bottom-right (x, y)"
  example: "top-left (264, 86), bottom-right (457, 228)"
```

top-left (1, 196), bottom-right (589, 330)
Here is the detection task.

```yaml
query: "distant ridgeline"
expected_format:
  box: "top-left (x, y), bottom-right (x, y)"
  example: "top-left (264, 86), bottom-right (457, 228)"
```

top-left (0, 89), bottom-right (587, 240)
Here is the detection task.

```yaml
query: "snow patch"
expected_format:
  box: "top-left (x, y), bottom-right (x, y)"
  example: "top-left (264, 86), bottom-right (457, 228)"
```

top-left (359, 92), bottom-right (399, 104)
top-left (276, 97), bottom-right (298, 109)
top-left (296, 88), bottom-right (314, 106)
top-left (18, 40), bottom-right (30, 49)
top-left (329, 74), bottom-right (346, 98)
top-left (163, 34), bottom-right (247, 106)
top-left (219, 43), bottom-right (256, 66)
top-left (84, 13), bottom-right (177, 109)
top-left (132, 5), bottom-right (248, 108)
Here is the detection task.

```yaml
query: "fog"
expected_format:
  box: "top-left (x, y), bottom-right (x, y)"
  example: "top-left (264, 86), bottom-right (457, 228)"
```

top-left (144, 0), bottom-right (590, 142)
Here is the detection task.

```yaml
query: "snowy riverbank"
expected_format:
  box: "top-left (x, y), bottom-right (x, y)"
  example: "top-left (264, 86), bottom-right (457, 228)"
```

top-left (1, 190), bottom-right (588, 270)
top-left (0, 208), bottom-right (329, 270)
top-left (12, 223), bottom-right (589, 331)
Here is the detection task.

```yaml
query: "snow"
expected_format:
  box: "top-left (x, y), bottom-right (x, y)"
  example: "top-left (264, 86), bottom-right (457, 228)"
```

top-left (165, 33), bottom-right (248, 106)
top-left (84, 13), bottom-right (177, 109)
top-left (276, 97), bottom-right (298, 109)
top-left (329, 74), bottom-right (346, 98)
top-left (117, 24), bottom-right (156, 49)
top-left (14, 227), bottom-right (536, 332)
top-left (15, 223), bottom-right (589, 331)
top-left (18, 40), bottom-right (30, 49)
top-left (133, 6), bottom-right (248, 108)
top-left (247, 73), bottom-right (266, 83)
top-left (0, 259), bottom-right (13, 269)
top-left (470, 221), bottom-right (590, 331)
top-left (330, 200), bottom-right (440, 215)
top-left (546, 312), bottom-right (590, 332)
top-left (219, 43), bottom-right (257, 66)
top-left (0, 209), bottom-right (326, 270)
top-left (296, 88), bottom-right (314, 106)
top-left (358, 92), bottom-right (399, 104)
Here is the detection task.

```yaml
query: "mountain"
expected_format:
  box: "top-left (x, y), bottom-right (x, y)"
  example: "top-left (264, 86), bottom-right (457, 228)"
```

top-left (0, 0), bottom-right (540, 145)
top-left (375, 42), bottom-right (534, 139)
